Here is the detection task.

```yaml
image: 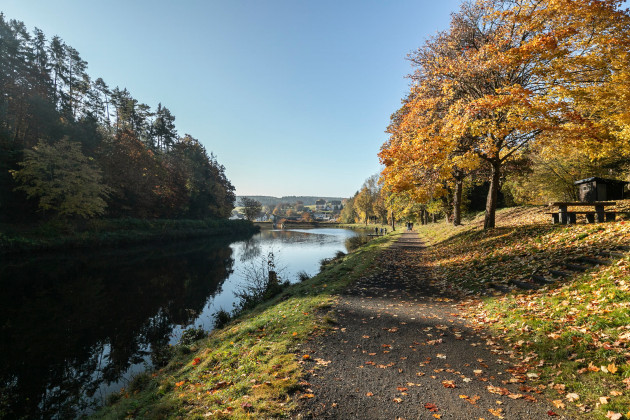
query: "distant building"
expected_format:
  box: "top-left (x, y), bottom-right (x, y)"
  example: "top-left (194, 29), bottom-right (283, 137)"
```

top-left (313, 212), bottom-right (330, 221)
top-left (255, 214), bottom-right (272, 222)
top-left (328, 200), bottom-right (342, 211)
top-left (315, 199), bottom-right (326, 210)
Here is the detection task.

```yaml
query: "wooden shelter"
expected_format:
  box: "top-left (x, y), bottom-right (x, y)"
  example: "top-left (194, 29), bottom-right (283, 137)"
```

top-left (574, 177), bottom-right (628, 202)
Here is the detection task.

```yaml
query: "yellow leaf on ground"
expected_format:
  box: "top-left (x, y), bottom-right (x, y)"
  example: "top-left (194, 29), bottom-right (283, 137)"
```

top-left (488, 408), bottom-right (504, 418)
top-left (566, 393), bottom-right (579, 402)
top-left (552, 400), bottom-right (565, 409)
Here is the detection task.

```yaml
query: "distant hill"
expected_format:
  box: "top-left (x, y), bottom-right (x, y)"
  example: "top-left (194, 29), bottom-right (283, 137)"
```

top-left (237, 196), bottom-right (345, 207)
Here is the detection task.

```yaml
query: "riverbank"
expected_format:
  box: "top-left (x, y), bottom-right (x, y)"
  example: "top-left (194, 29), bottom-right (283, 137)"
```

top-left (91, 231), bottom-right (398, 419)
top-left (0, 218), bottom-right (259, 253)
top-left (92, 206), bottom-right (629, 419)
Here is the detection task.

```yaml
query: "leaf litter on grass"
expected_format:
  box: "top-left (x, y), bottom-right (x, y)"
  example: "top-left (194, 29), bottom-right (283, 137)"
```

top-left (417, 206), bottom-right (630, 419)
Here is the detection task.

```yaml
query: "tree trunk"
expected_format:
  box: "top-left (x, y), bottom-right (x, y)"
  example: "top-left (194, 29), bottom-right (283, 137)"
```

top-left (484, 161), bottom-right (501, 229)
top-left (390, 211), bottom-right (395, 231)
top-left (453, 176), bottom-right (463, 226)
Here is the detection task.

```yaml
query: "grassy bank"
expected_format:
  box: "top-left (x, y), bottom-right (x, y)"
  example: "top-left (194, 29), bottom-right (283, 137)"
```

top-left (416, 205), bottom-right (630, 419)
top-left (92, 231), bottom-right (399, 419)
top-left (0, 218), bottom-right (259, 253)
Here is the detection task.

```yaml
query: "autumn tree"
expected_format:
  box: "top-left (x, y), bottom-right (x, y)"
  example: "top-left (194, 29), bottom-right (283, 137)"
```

top-left (339, 194), bottom-right (358, 224)
top-left (167, 135), bottom-right (235, 219)
top-left (11, 138), bottom-right (109, 218)
top-left (241, 197), bottom-right (262, 221)
top-left (99, 130), bottom-right (178, 218)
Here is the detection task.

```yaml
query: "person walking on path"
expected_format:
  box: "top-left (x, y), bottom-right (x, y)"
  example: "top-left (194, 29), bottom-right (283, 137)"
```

top-left (295, 232), bottom-right (565, 419)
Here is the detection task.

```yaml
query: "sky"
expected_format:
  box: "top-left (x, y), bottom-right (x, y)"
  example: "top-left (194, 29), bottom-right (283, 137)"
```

top-left (1, 0), bottom-right (461, 198)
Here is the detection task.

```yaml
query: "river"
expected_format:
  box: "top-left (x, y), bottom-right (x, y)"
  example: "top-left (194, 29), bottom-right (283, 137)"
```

top-left (0, 227), bottom-right (363, 419)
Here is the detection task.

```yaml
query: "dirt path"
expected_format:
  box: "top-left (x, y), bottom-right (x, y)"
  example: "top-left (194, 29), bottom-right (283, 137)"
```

top-left (295, 232), bottom-right (570, 419)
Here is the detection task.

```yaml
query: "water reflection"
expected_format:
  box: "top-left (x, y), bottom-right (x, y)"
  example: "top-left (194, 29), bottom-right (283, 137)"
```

top-left (0, 238), bottom-right (237, 419)
top-left (0, 228), bottom-right (360, 419)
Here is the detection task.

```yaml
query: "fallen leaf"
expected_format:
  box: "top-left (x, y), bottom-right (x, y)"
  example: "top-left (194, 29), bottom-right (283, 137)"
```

top-left (442, 380), bottom-right (456, 388)
top-left (566, 393), bottom-right (579, 402)
top-left (607, 363), bottom-right (618, 374)
top-left (393, 397), bottom-right (403, 403)
top-left (606, 412), bottom-right (622, 420)
top-left (488, 408), bottom-right (504, 418)
top-left (552, 400), bottom-right (565, 409)
top-left (424, 403), bottom-right (439, 412)
top-left (487, 386), bottom-right (510, 396)
top-left (366, 392), bottom-right (374, 397)
top-left (600, 396), bottom-right (610, 405)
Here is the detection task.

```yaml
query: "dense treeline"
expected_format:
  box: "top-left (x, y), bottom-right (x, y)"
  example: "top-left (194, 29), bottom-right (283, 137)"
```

top-left (0, 14), bottom-right (235, 223)
top-left (379, 0), bottom-right (630, 229)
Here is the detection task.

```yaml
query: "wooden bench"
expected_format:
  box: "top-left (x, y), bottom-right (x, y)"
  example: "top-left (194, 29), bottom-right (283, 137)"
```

top-left (548, 202), bottom-right (617, 224)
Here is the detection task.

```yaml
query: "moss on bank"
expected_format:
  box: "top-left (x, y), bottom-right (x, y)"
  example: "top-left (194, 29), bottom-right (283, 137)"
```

top-left (0, 218), bottom-right (259, 253)
top-left (91, 231), bottom-right (398, 419)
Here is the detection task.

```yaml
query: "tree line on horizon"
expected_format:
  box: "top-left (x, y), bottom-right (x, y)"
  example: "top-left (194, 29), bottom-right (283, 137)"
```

top-left (0, 13), bottom-right (235, 223)
top-left (378, 0), bottom-right (630, 229)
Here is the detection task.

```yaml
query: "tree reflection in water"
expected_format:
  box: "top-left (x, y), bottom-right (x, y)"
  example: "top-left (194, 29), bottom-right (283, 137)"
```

top-left (0, 227), bottom-right (363, 419)
top-left (0, 236), bottom-right (241, 419)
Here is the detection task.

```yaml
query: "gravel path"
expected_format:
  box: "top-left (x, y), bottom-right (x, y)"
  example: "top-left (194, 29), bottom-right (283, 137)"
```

top-left (295, 232), bottom-right (570, 419)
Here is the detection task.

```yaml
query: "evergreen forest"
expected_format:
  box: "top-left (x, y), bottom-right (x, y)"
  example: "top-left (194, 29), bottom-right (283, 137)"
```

top-left (0, 14), bottom-right (235, 224)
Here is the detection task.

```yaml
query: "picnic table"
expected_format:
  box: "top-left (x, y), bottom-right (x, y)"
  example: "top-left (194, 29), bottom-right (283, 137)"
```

top-left (547, 201), bottom-right (617, 224)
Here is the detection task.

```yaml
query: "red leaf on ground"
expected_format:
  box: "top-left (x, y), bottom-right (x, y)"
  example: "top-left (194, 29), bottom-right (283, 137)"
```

top-left (424, 403), bottom-right (439, 412)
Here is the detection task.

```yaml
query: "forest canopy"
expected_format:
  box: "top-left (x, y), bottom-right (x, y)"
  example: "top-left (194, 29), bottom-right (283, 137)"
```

top-left (0, 13), bottom-right (235, 222)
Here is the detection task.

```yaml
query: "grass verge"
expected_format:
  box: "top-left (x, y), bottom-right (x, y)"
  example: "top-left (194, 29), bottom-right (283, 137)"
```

top-left (416, 206), bottom-right (630, 419)
top-left (91, 232), bottom-right (398, 419)
top-left (0, 218), bottom-right (258, 253)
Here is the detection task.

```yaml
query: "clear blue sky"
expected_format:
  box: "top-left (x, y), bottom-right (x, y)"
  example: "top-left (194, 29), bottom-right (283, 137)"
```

top-left (2, 0), bottom-right (461, 198)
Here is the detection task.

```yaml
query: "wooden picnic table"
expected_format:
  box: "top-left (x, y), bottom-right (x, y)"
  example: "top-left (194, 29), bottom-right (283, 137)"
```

top-left (548, 201), bottom-right (617, 224)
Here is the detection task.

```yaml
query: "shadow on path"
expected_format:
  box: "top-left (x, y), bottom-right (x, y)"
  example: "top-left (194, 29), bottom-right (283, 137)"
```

top-left (295, 232), bottom-right (570, 419)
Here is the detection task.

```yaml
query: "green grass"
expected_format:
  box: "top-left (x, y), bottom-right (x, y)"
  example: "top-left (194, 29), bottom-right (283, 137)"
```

top-left (415, 207), bottom-right (630, 419)
top-left (92, 232), bottom-right (398, 419)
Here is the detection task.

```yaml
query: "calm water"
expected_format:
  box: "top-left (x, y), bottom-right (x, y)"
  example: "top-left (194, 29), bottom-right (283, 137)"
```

top-left (0, 227), bottom-right (361, 419)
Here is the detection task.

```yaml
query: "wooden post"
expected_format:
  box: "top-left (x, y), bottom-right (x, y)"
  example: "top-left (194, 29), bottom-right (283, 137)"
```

top-left (558, 204), bottom-right (568, 224)
top-left (595, 204), bottom-right (605, 223)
